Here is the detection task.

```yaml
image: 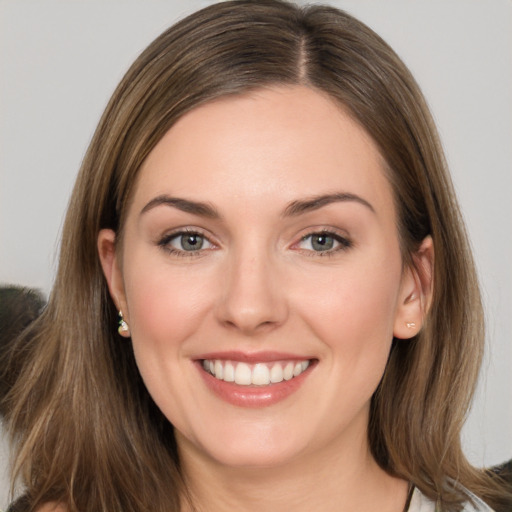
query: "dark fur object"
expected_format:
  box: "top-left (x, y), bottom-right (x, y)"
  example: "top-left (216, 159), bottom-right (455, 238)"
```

top-left (490, 459), bottom-right (512, 512)
top-left (0, 285), bottom-right (46, 413)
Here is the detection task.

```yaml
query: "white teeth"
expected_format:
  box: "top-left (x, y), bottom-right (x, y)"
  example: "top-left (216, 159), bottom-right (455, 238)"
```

top-left (234, 362), bottom-right (252, 385)
top-left (203, 358), bottom-right (311, 386)
top-left (224, 362), bottom-right (235, 382)
top-left (251, 363), bottom-right (270, 385)
top-left (214, 360), bottom-right (223, 380)
top-left (283, 362), bottom-right (294, 381)
top-left (270, 363), bottom-right (283, 383)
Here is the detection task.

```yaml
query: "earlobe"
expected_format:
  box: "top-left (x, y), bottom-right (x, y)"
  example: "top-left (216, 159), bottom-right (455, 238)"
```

top-left (97, 229), bottom-right (128, 320)
top-left (393, 236), bottom-right (434, 340)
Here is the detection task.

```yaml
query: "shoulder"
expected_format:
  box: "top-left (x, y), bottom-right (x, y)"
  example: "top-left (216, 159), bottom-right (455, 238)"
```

top-left (408, 486), bottom-right (495, 512)
top-left (461, 487), bottom-right (497, 512)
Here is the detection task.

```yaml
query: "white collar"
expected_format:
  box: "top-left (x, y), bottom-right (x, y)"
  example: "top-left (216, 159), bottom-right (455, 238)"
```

top-left (408, 486), bottom-right (495, 512)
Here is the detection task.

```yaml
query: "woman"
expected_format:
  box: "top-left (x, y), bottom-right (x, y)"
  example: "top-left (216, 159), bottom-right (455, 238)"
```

top-left (2, 1), bottom-right (510, 511)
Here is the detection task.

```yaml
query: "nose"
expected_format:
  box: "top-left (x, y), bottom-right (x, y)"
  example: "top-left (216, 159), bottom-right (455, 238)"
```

top-left (215, 247), bottom-right (288, 335)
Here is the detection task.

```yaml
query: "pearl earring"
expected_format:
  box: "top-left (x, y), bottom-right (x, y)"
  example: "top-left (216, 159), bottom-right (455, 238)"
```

top-left (118, 310), bottom-right (130, 336)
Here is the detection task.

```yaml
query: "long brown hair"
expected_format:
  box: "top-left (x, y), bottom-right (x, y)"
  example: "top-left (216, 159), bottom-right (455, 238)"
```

top-left (2, 1), bottom-right (509, 510)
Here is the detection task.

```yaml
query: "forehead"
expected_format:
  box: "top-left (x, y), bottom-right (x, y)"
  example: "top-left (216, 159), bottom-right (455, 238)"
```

top-left (130, 85), bottom-right (393, 219)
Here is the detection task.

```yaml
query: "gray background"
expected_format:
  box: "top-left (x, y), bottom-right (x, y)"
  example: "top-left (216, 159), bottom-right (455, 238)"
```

top-left (1, 0), bottom-right (511, 506)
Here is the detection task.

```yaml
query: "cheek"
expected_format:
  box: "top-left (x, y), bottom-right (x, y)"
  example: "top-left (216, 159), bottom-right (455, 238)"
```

top-left (122, 252), bottom-right (217, 358)
top-left (120, 252), bottom-right (219, 424)
top-left (292, 251), bottom-right (402, 363)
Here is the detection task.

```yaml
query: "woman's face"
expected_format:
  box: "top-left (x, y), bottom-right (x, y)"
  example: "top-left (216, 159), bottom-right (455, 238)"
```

top-left (99, 86), bottom-right (425, 469)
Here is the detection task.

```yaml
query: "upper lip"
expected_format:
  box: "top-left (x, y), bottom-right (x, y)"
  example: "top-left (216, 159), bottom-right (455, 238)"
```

top-left (195, 351), bottom-right (314, 363)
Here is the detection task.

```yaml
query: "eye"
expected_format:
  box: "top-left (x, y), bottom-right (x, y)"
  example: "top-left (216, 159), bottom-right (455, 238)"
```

top-left (159, 230), bottom-right (214, 255)
top-left (296, 231), bottom-right (352, 254)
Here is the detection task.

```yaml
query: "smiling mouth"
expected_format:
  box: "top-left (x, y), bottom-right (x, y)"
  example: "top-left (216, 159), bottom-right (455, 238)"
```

top-left (201, 359), bottom-right (312, 386)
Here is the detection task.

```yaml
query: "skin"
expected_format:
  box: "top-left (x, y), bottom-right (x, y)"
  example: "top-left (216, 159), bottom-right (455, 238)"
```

top-left (98, 85), bottom-right (433, 512)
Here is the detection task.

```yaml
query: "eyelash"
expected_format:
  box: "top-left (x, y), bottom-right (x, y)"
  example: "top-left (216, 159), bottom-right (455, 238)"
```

top-left (294, 230), bottom-right (353, 257)
top-left (158, 228), bottom-right (215, 258)
top-left (157, 229), bottom-right (353, 258)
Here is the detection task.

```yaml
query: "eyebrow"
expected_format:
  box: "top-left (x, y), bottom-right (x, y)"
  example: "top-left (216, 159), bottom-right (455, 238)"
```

top-left (283, 192), bottom-right (375, 217)
top-left (140, 191), bottom-right (375, 219)
top-left (140, 195), bottom-right (220, 218)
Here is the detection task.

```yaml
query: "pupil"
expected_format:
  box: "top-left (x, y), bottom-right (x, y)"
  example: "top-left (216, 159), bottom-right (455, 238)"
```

top-left (312, 234), bottom-right (333, 251)
top-left (182, 234), bottom-right (203, 251)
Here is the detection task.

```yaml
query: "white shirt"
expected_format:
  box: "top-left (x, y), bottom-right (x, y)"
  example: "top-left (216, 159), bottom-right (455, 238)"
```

top-left (408, 486), bottom-right (495, 512)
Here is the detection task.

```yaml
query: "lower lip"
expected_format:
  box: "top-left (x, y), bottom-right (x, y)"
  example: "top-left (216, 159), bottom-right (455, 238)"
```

top-left (196, 361), bottom-right (315, 408)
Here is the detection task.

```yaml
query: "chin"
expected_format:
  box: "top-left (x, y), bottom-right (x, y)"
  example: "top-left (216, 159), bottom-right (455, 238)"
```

top-left (178, 421), bottom-right (312, 470)
top-left (204, 443), bottom-right (305, 469)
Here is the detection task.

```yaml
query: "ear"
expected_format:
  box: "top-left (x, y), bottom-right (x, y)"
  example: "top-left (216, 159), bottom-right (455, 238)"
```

top-left (97, 229), bottom-right (129, 335)
top-left (393, 236), bottom-right (434, 340)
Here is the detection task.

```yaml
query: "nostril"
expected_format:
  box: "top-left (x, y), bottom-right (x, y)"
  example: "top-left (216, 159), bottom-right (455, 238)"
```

top-left (221, 317), bottom-right (278, 334)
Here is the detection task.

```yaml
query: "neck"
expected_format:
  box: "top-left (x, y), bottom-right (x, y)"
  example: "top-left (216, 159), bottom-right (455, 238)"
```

top-left (177, 430), bottom-right (409, 512)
